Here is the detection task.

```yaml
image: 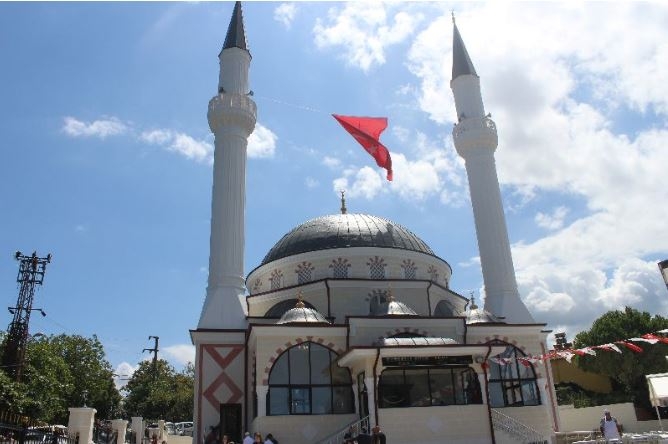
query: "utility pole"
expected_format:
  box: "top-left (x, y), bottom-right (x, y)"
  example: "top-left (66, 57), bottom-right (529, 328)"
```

top-left (1, 251), bottom-right (51, 382)
top-left (143, 335), bottom-right (159, 377)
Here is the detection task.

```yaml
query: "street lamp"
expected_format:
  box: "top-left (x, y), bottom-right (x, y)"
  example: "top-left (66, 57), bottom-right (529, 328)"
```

top-left (658, 260), bottom-right (668, 291)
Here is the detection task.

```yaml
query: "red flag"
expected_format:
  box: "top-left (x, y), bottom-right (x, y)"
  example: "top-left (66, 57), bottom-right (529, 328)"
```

top-left (332, 114), bottom-right (393, 181)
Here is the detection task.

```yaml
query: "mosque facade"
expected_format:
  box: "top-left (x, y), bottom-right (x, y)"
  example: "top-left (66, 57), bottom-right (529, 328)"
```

top-left (190, 3), bottom-right (560, 443)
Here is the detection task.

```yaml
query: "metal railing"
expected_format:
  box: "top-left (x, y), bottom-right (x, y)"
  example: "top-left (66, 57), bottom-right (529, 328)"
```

top-left (315, 416), bottom-right (369, 444)
top-left (491, 408), bottom-right (548, 444)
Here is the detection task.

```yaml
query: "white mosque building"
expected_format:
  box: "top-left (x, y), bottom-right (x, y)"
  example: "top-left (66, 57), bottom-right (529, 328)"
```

top-left (190, 3), bottom-right (560, 443)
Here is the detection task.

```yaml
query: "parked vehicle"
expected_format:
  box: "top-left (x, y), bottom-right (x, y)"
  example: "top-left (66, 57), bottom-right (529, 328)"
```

top-left (174, 422), bottom-right (193, 437)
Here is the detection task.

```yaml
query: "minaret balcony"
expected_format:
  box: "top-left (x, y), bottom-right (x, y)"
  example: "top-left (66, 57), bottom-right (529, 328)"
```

top-left (208, 92), bottom-right (257, 135)
top-left (452, 116), bottom-right (498, 156)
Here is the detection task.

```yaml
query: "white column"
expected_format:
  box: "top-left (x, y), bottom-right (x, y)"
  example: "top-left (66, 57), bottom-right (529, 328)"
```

top-left (111, 419), bottom-right (128, 444)
top-left (477, 371), bottom-right (488, 405)
top-left (364, 376), bottom-right (377, 427)
top-left (67, 407), bottom-right (96, 444)
top-left (257, 385), bottom-right (268, 417)
top-left (131, 417), bottom-right (143, 444)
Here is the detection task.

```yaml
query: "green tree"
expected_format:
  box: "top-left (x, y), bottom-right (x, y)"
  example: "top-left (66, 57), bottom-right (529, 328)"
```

top-left (573, 307), bottom-right (668, 406)
top-left (122, 359), bottom-right (193, 421)
top-left (0, 333), bottom-right (120, 424)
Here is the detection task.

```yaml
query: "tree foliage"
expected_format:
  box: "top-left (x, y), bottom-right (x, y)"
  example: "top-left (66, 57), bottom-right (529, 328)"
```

top-left (122, 359), bottom-right (193, 422)
top-left (0, 332), bottom-right (120, 424)
top-left (573, 307), bottom-right (668, 406)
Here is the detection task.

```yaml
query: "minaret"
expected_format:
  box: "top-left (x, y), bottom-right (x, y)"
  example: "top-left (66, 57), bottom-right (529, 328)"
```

top-left (198, 1), bottom-right (256, 329)
top-left (450, 19), bottom-right (534, 324)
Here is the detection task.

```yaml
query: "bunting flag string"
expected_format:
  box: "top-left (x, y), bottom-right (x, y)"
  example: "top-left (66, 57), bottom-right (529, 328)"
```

top-left (487, 331), bottom-right (668, 366)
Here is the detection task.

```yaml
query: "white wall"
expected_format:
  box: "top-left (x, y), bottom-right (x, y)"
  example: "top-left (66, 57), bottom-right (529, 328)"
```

top-left (559, 403), bottom-right (665, 434)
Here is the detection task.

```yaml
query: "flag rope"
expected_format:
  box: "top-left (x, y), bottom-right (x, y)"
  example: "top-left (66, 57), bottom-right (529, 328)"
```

top-left (254, 94), bottom-right (328, 114)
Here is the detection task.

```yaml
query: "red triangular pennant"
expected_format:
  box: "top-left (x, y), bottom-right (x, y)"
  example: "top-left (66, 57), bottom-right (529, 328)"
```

top-left (333, 114), bottom-right (393, 181)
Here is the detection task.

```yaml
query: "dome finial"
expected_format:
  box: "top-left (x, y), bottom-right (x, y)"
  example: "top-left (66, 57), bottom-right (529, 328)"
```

top-left (387, 284), bottom-right (395, 302)
top-left (340, 189), bottom-right (347, 214)
top-left (469, 291), bottom-right (478, 310)
top-left (295, 290), bottom-right (305, 308)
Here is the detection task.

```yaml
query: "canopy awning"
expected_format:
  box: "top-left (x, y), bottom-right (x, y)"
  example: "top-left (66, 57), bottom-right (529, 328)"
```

top-left (646, 373), bottom-right (668, 407)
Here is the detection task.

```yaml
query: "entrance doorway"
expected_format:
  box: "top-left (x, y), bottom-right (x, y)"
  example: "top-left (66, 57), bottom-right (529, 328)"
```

top-left (219, 403), bottom-right (242, 444)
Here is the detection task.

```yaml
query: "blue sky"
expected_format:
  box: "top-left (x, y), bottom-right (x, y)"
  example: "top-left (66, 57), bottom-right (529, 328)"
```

top-left (1, 2), bottom-right (667, 384)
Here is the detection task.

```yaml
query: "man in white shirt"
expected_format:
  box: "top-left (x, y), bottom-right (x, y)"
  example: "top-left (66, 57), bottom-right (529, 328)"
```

top-left (599, 409), bottom-right (621, 442)
top-left (242, 432), bottom-right (253, 444)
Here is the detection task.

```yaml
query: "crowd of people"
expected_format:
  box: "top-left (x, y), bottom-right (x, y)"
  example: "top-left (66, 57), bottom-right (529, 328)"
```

top-left (343, 425), bottom-right (386, 444)
top-left (205, 429), bottom-right (277, 444)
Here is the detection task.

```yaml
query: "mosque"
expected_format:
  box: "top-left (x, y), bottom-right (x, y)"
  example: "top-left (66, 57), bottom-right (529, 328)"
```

top-left (190, 3), bottom-right (560, 443)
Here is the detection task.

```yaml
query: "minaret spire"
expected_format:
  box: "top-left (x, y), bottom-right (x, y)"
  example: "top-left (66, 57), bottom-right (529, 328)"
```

top-left (450, 21), bottom-right (534, 324)
top-left (222, 1), bottom-right (248, 53)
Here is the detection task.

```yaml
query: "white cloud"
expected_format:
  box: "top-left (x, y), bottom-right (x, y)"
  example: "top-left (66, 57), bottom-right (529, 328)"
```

top-left (274, 3), bottom-right (297, 29)
top-left (62, 116), bottom-right (128, 139)
top-left (140, 129), bottom-right (212, 163)
top-left (313, 3), bottom-right (423, 72)
top-left (322, 156), bottom-right (341, 169)
top-left (163, 344), bottom-right (195, 366)
top-left (248, 124), bottom-right (277, 159)
top-left (114, 362), bottom-right (136, 390)
top-left (333, 166), bottom-right (383, 200)
top-left (535, 206), bottom-right (569, 231)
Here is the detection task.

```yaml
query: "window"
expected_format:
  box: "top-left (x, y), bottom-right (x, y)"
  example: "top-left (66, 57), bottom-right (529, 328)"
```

top-left (434, 300), bottom-right (456, 317)
top-left (487, 341), bottom-right (541, 407)
top-left (367, 256), bottom-right (386, 279)
top-left (401, 259), bottom-right (417, 280)
top-left (378, 367), bottom-right (481, 408)
top-left (267, 342), bottom-right (354, 415)
top-left (329, 258), bottom-right (350, 279)
top-left (295, 261), bottom-right (315, 284)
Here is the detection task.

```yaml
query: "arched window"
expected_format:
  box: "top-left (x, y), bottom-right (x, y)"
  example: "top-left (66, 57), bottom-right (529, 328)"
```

top-left (487, 340), bottom-right (541, 407)
top-left (434, 300), bottom-right (456, 317)
top-left (378, 367), bottom-right (481, 408)
top-left (267, 342), bottom-right (354, 415)
top-left (264, 299), bottom-right (316, 318)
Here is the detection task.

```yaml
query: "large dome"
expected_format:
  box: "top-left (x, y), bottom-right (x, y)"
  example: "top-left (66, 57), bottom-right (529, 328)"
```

top-left (261, 213), bottom-right (435, 265)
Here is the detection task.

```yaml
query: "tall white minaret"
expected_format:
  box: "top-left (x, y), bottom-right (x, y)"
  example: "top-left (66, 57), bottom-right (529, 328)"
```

top-left (450, 20), bottom-right (534, 324)
top-left (198, 1), bottom-right (256, 329)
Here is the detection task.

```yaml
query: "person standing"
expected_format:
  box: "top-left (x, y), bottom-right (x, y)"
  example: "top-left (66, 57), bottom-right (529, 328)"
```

top-left (242, 432), bottom-right (253, 444)
top-left (599, 409), bottom-right (621, 442)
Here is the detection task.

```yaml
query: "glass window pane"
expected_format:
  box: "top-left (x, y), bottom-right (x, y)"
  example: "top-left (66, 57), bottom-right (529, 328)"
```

top-left (312, 387), bottom-right (332, 414)
top-left (489, 362), bottom-right (502, 380)
top-left (291, 387), bottom-right (310, 414)
top-left (333, 386), bottom-right (354, 413)
top-left (269, 387), bottom-right (289, 415)
top-left (310, 346), bottom-right (331, 384)
top-left (406, 369), bottom-right (430, 407)
top-left (462, 369), bottom-right (482, 404)
top-left (488, 382), bottom-right (504, 408)
top-left (289, 346), bottom-right (310, 384)
top-left (429, 368), bottom-right (454, 406)
top-left (269, 353), bottom-right (289, 384)
top-left (521, 381), bottom-right (540, 406)
top-left (518, 362), bottom-right (535, 379)
top-left (331, 360), bottom-right (351, 384)
top-left (379, 370), bottom-right (407, 408)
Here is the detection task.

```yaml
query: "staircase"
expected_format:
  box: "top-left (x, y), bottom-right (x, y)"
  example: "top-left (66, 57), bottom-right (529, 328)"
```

top-left (315, 416), bottom-right (370, 444)
top-left (491, 409), bottom-right (549, 444)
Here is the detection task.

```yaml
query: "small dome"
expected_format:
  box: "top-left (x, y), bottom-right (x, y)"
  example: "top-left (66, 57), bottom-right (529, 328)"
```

top-left (277, 298), bottom-right (329, 325)
top-left (371, 297), bottom-right (418, 316)
top-left (261, 213), bottom-right (435, 265)
top-left (466, 300), bottom-right (503, 325)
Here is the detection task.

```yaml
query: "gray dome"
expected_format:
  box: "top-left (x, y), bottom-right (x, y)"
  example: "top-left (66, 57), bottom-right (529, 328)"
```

top-left (372, 299), bottom-right (418, 316)
top-left (277, 301), bottom-right (329, 325)
top-left (466, 303), bottom-right (504, 325)
top-left (261, 213), bottom-right (435, 265)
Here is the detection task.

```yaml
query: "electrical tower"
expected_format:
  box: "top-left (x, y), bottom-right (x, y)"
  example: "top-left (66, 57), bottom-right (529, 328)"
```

top-left (143, 335), bottom-right (159, 377)
top-left (1, 251), bottom-right (51, 382)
